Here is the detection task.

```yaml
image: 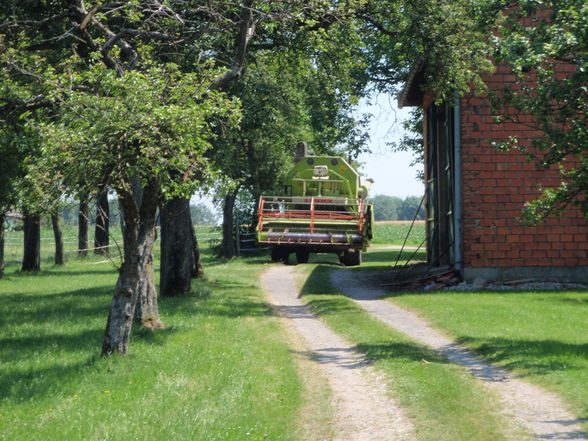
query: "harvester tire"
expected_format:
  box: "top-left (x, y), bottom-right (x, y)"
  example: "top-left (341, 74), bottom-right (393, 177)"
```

top-left (271, 247), bottom-right (290, 264)
top-left (342, 250), bottom-right (362, 267)
top-left (296, 251), bottom-right (310, 264)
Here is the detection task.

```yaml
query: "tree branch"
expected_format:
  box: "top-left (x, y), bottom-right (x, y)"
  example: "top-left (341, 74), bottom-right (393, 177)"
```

top-left (359, 15), bottom-right (399, 37)
top-left (213, 0), bottom-right (257, 89)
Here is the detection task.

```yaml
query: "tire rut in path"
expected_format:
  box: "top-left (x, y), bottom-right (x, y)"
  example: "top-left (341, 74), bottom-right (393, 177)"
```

top-left (261, 266), bottom-right (414, 441)
top-left (331, 269), bottom-right (588, 441)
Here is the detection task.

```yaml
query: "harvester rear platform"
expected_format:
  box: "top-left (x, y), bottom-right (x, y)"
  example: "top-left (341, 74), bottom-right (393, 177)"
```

top-left (256, 155), bottom-right (373, 266)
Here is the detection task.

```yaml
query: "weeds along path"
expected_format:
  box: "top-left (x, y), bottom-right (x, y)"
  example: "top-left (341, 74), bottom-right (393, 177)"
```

top-left (331, 269), bottom-right (588, 441)
top-left (261, 265), bottom-right (414, 441)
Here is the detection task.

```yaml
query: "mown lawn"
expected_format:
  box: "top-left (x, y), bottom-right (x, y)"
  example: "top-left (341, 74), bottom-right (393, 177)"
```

top-left (387, 289), bottom-right (588, 428)
top-left (0, 248), bottom-right (305, 441)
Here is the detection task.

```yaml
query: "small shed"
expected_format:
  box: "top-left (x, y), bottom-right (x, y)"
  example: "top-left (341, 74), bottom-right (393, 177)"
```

top-left (399, 64), bottom-right (588, 283)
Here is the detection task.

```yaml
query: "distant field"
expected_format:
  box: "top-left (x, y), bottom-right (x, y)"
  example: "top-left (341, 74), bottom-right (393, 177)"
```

top-left (372, 220), bottom-right (426, 246)
top-left (375, 220), bottom-right (426, 225)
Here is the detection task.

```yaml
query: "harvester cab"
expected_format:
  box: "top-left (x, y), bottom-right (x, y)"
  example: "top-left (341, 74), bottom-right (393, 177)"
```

top-left (256, 155), bottom-right (374, 266)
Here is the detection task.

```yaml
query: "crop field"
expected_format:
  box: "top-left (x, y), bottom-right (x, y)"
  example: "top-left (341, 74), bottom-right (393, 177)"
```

top-left (372, 220), bottom-right (426, 247)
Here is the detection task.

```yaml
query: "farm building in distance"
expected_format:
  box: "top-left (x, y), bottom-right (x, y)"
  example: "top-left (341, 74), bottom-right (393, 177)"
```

top-left (398, 65), bottom-right (588, 284)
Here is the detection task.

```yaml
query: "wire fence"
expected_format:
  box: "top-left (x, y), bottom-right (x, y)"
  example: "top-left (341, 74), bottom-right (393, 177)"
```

top-left (2, 227), bottom-right (222, 265)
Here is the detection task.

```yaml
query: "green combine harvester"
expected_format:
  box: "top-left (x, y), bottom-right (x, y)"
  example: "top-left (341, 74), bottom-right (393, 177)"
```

top-left (256, 153), bottom-right (374, 266)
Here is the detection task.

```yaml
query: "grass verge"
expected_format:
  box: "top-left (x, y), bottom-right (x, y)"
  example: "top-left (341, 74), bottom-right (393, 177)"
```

top-left (0, 252), bottom-right (303, 441)
top-left (297, 261), bottom-right (526, 441)
top-left (387, 289), bottom-right (588, 429)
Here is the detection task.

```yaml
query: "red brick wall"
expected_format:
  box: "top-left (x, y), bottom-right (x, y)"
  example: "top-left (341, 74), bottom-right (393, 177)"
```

top-left (459, 74), bottom-right (588, 268)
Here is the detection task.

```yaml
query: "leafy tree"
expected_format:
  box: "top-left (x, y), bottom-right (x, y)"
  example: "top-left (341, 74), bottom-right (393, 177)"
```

top-left (370, 195), bottom-right (403, 220)
top-left (358, 0), bottom-right (494, 99)
top-left (369, 194), bottom-right (425, 220)
top-left (0, 125), bottom-right (27, 277)
top-left (399, 195), bottom-right (425, 220)
top-left (190, 203), bottom-right (218, 226)
top-left (94, 187), bottom-right (109, 255)
top-left (488, 0), bottom-right (588, 221)
top-left (31, 62), bottom-right (238, 354)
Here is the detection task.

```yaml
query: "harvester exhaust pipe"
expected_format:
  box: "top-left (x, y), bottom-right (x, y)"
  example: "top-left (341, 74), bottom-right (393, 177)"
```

top-left (295, 141), bottom-right (308, 162)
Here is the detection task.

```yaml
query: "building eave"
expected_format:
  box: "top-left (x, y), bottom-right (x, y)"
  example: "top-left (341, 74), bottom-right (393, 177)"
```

top-left (397, 59), bottom-right (425, 108)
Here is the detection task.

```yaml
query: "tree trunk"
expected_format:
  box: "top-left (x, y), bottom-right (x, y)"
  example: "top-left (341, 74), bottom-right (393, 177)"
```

top-left (133, 246), bottom-right (161, 326)
top-left (102, 180), bottom-right (163, 356)
top-left (51, 212), bottom-right (65, 265)
top-left (118, 198), bottom-right (126, 233)
top-left (192, 228), bottom-right (204, 278)
top-left (222, 189), bottom-right (238, 258)
top-left (160, 197), bottom-right (196, 296)
top-left (250, 193), bottom-right (260, 231)
top-left (94, 187), bottom-right (110, 255)
top-left (78, 196), bottom-right (89, 258)
top-left (22, 213), bottom-right (41, 272)
top-left (125, 177), bottom-right (161, 327)
top-left (0, 214), bottom-right (5, 278)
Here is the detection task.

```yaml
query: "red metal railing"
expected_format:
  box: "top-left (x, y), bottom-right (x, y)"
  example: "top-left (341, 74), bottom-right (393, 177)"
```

top-left (257, 196), bottom-right (364, 234)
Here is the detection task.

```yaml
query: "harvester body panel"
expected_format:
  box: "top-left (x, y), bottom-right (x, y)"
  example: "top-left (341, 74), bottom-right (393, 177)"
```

top-left (257, 156), bottom-right (373, 265)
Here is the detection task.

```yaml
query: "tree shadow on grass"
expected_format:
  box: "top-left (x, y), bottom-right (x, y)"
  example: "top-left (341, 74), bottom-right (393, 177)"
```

top-left (0, 329), bottom-right (104, 364)
top-left (304, 297), bottom-right (360, 316)
top-left (0, 355), bottom-right (102, 403)
top-left (0, 286), bottom-right (111, 327)
top-left (300, 264), bottom-right (340, 297)
top-left (7, 268), bottom-right (117, 278)
top-left (457, 336), bottom-right (588, 376)
top-left (356, 341), bottom-right (449, 365)
top-left (557, 296), bottom-right (588, 305)
top-left (0, 283), bottom-right (111, 403)
top-left (161, 279), bottom-right (274, 319)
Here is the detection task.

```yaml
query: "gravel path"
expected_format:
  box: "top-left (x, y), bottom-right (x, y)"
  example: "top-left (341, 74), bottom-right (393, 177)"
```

top-left (331, 269), bottom-right (588, 441)
top-left (262, 266), bottom-right (414, 441)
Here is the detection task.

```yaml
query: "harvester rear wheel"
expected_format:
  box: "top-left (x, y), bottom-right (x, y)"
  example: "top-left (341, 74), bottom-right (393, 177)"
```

top-left (271, 247), bottom-right (290, 264)
top-left (342, 250), bottom-right (362, 267)
top-left (296, 251), bottom-right (310, 264)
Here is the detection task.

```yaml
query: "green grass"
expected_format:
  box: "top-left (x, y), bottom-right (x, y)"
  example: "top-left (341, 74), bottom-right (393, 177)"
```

top-left (0, 249), bottom-right (303, 441)
top-left (388, 290), bottom-right (588, 427)
top-left (371, 221), bottom-right (426, 246)
top-left (297, 259), bottom-right (525, 441)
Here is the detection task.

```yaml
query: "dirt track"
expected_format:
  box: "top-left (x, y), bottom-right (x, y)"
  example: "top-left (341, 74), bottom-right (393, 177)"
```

top-left (262, 265), bottom-right (414, 441)
top-left (262, 265), bottom-right (588, 441)
top-left (331, 268), bottom-right (588, 441)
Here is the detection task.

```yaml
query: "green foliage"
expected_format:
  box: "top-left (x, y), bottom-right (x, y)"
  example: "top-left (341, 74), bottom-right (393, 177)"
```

top-left (369, 194), bottom-right (425, 221)
top-left (360, 0), bottom-right (494, 100)
top-left (34, 62), bottom-right (239, 199)
top-left (488, 0), bottom-right (588, 221)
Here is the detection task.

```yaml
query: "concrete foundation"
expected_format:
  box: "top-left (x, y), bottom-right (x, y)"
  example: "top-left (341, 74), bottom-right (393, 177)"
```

top-left (462, 266), bottom-right (588, 284)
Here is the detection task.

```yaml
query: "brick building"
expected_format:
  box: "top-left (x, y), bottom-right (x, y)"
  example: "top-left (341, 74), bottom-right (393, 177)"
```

top-left (398, 65), bottom-right (588, 283)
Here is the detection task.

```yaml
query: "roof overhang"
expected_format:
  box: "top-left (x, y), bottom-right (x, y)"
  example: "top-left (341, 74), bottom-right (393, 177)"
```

top-left (397, 59), bottom-right (425, 108)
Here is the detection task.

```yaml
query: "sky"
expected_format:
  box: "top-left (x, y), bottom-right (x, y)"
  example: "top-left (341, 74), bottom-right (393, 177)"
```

top-left (355, 93), bottom-right (424, 199)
